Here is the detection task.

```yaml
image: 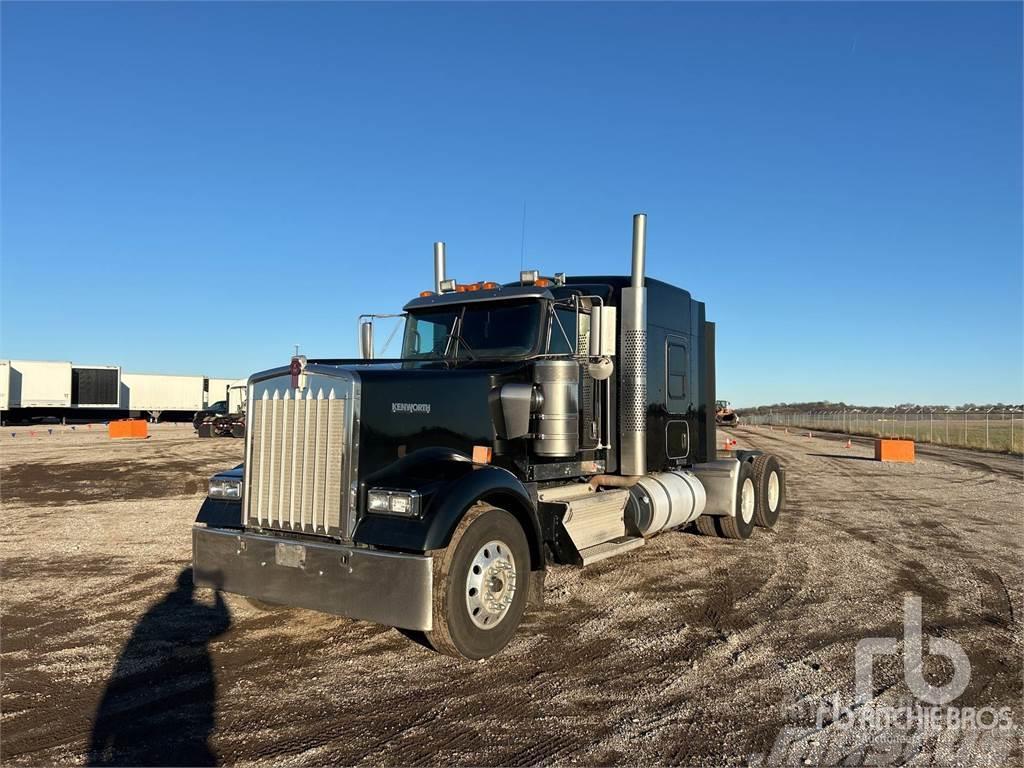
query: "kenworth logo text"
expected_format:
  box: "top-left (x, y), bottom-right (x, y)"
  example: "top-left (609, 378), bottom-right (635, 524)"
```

top-left (392, 402), bottom-right (431, 414)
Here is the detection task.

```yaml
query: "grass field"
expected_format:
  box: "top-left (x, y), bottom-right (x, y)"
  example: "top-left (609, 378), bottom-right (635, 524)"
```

top-left (749, 412), bottom-right (1023, 454)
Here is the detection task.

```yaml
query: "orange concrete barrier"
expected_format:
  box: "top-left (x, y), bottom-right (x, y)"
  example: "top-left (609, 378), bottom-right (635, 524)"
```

top-left (109, 419), bottom-right (148, 439)
top-left (875, 438), bottom-right (915, 463)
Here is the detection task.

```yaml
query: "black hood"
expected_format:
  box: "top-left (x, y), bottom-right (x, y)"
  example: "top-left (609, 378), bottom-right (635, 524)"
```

top-left (354, 362), bottom-right (527, 478)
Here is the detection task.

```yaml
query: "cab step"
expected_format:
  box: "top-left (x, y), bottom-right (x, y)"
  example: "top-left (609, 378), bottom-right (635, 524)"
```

top-left (538, 486), bottom-right (631, 551)
top-left (579, 536), bottom-right (645, 566)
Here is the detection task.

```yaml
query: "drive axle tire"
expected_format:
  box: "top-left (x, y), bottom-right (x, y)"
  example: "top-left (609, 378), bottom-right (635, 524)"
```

top-left (752, 454), bottom-right (784, 528)
top-left (695, 516), bottom-right (719, 537)
top-left (717, 461), bottom-right (757, 540)
top-left (425, 503), bottom-right (530, 660)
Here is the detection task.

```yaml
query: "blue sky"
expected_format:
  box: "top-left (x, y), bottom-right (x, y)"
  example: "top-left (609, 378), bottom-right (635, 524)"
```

top-left (2, 1), bottom-right (1021, 406)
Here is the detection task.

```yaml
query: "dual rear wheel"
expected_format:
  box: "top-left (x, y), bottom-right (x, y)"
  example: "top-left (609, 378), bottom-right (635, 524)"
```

top-left (695, 454), bottom-right (784, 539)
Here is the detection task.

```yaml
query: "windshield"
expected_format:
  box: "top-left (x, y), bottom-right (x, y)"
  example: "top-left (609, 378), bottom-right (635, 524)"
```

top-left (402, 301), bottom-right (542, 360)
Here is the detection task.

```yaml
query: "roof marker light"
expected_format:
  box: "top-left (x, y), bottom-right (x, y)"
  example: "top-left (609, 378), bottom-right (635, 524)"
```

top-left (520, 269), bottom-right (539, 285)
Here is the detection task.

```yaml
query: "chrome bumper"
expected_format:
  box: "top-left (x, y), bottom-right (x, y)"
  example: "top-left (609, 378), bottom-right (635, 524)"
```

top-left (192, 526), bottom-right (434, 631)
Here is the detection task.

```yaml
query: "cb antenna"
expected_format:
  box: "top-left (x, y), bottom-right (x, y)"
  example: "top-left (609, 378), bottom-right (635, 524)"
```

top-left (519, 200), bottom-right (527, 274)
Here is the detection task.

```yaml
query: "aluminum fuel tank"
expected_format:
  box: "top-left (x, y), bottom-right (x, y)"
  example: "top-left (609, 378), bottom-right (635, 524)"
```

top-left (626, 470), bottom-right (707, 535)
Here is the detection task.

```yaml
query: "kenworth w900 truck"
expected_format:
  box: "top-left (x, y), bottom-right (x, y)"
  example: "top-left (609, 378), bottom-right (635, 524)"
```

top-left (193, 214), bottom-right (786, 659)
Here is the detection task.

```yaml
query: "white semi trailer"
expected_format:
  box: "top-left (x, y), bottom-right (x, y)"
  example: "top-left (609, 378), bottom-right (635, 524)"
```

top-left (1, 360), bottom-right (73, 409)
top-left (0, 360), bottom-right (121, 423)
top-left (0, 359), bottom-right (240, 424)
top-left (120, 373), bottom-right (207, 420)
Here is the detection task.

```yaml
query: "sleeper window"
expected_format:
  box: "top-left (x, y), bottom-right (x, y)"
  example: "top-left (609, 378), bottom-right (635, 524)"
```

top-left (667, 341), bottom-right (687, 402)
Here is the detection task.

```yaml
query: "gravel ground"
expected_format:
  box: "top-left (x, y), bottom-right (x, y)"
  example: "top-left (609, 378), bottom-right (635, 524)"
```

top-left (2, 424), bottom-right (1021, 766)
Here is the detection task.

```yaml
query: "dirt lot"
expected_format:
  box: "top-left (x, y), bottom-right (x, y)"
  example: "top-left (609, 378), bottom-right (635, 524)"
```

top-left (2, 424), bottom-right (1021, 766)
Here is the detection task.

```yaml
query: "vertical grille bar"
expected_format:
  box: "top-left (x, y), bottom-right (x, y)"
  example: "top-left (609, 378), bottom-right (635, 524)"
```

top-left (300, 389), bottom-right (316, 530)
top-left (267, 391), bottom-right (280, 526)
top-left (325, 391), bottom-right (345, 533)
top-left (288, 393), bottom-right (303, 528)
top-left (310, 389), bottom-right (322, 531)
top-left (255, 391), bottom-right (269, 525)
top-left (276, 390), bottom-right (290, 527)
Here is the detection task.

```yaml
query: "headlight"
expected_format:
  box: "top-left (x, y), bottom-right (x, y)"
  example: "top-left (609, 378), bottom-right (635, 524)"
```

top-left (367, 489), bottom-right (420, 517)
top-left (208, 476), bottom-right (242, 500)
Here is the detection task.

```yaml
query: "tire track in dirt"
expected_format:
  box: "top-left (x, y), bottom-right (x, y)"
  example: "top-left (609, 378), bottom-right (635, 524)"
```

top-left (4, 427), bottom-right (1021, 766)
top-left (729, 427), bottom-right (1022, 717)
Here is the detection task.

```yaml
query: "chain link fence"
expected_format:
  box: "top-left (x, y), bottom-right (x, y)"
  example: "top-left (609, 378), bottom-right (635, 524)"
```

top-left (743, 408), bottom-right (1023, 455)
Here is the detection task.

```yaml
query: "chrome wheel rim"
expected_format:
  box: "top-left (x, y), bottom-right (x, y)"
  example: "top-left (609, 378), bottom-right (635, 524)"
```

top-left (465, 540), bottom-right (517, 630)
top-left (768, 471), bottom-right (780, 512)
top-left (740, 477), bottom-right (755, 524)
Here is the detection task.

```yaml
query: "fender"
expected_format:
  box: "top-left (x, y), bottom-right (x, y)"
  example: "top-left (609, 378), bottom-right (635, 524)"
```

top-left (354, 449), bottom-right (544, 570)
top-left (734, 449), bottom-right (763, 464)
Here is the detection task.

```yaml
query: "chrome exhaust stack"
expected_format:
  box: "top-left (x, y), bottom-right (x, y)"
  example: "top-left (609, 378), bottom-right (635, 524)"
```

top-left (619, 213), bottom-right (648, 475)
top-left (433, 242), bottom-right (447, 293)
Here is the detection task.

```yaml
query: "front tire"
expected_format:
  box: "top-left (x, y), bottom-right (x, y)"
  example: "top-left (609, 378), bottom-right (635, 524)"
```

top-left (425, 503), bottom-right (530, 660)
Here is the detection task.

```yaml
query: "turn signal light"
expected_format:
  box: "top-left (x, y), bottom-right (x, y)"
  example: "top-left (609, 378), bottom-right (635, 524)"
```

top-left (535, 277), bottom-right (551, 287)
top-left (481, 281), bottom-right (498, 290)
top-left (419, 290), bottom-right (434, 297)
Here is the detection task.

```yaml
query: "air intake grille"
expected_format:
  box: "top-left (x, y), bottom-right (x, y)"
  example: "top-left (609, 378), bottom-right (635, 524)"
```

top-left (621, 329), bottom-right (647, 432)
top-left (578, 327), bottom-right (597, 448)
top-left (247, 387), bottom-right (346, 536)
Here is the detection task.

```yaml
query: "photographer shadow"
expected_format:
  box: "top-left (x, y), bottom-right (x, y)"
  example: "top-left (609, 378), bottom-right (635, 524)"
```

top-left (88, 568), bottom-right (230, 766)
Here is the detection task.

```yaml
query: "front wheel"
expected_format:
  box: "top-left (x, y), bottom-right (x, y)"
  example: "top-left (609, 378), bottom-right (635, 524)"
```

top-left (425, 503), bottom-right (530, 660)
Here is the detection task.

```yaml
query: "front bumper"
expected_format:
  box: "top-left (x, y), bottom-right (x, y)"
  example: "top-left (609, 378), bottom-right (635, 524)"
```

top-left (192, 526), bottom-right (434, 631)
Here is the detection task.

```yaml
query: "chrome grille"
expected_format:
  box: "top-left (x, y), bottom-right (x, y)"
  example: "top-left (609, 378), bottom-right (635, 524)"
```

top-left (246, 382), bottom-right (351, 537)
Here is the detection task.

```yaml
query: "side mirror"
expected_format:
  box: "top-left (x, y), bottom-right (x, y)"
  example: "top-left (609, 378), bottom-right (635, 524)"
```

top-left (359, 320), bottom-right (374, 360)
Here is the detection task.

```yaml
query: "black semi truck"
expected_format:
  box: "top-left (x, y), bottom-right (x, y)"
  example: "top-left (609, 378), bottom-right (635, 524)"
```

top-left (193, 214), bottom-right (785, 659)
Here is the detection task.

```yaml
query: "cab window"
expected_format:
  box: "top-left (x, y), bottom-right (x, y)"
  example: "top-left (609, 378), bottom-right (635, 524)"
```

top-left (548, 308), bottom-right (577, 355)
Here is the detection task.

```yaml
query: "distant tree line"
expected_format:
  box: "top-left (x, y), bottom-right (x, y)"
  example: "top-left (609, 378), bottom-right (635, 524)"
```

top-left (736, 401), bottom-right (1022, 415)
